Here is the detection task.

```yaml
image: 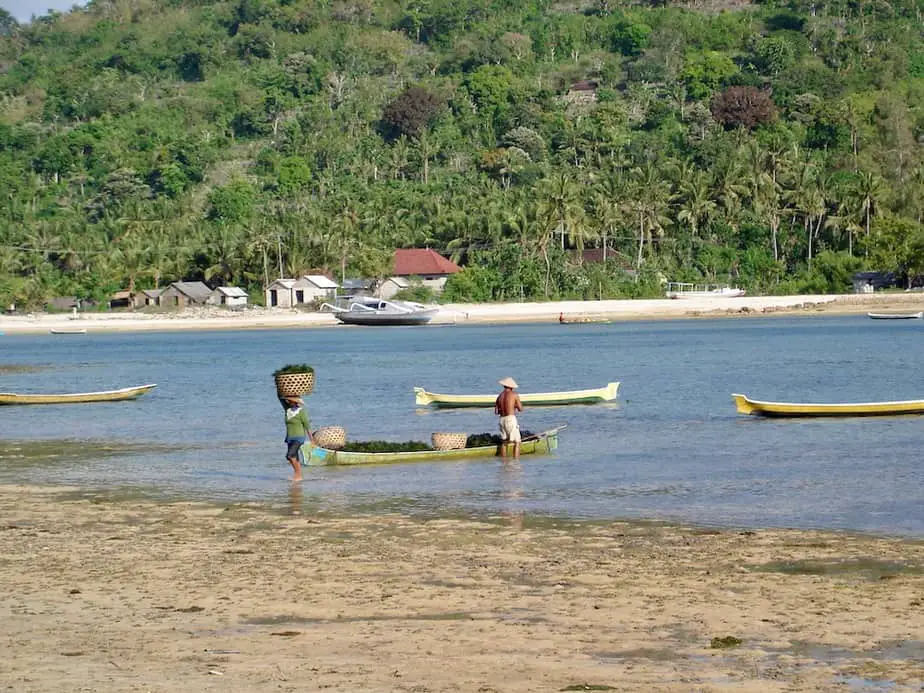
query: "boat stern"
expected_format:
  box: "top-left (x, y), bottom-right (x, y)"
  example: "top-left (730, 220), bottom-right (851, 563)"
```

top-left (414, 387), bottom-right (433, 406)
top-left (603, 382), bottom-right (620, 401)
top-left (731, 393), bottom-right (756, 415)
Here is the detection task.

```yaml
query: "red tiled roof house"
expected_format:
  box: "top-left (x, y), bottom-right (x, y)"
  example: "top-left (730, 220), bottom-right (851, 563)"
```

top-left (379, 249), bottom-right (461, 298)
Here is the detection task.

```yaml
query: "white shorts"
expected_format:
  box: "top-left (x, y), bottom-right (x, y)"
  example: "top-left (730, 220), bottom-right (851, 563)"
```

top-left (499, 415), bottom-right (521, 443)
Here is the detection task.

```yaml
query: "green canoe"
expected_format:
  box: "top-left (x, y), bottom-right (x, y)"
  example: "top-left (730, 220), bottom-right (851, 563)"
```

top-left (303, 426), bottom-right (563, 466)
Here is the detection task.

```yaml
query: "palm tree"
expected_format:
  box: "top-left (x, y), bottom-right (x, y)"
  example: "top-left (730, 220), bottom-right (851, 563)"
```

top-left (855, 170), bottom-right (884, 243)
top-left (676, 172), bottom-right (717, 243)
top-left (629, 163), bottom-right (674, 274)
top-left (538, 172), bottom-right (583, 252)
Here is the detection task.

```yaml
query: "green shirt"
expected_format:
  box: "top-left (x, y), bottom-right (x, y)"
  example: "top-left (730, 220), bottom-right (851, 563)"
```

top-left (284, 407), bottom-right (310, 440)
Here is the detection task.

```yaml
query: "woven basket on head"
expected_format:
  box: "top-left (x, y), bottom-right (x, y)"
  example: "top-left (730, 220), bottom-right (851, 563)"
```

top-left (431, 432), bottom-right (468, 451)
top-left (275, 371), bottom-right (315, 397)
top-left (313, 426), bottom-right (346, 450)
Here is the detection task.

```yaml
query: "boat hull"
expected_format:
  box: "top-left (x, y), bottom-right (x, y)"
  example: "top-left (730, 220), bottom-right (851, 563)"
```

top-left (0, 384), bottom-right (157, 405)
top-left (415, 382), bottom-right (619, 408)
top-left (732, 392), bottom-right (924, 417)
top-left (867, 312), bottom-right (923, 320)
top-left (304, 428), bottom-right (561, 466)
top-left (335, 309), bottom-right (437, 326)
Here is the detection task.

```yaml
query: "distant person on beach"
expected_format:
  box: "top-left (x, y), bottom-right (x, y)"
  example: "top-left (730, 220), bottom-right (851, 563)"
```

top-left (495, 377), bottom-right (523, 460)
top-left (282, 396), bottom-right (312, 481)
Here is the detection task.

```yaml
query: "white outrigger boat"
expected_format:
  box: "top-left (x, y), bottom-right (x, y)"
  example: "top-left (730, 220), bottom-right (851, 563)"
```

top-left (867, 311), bottom-right (923, 320)
top-left (321, 296), bottom-right (439, 326)
top-left (665, 282), bottom-right (746, 299)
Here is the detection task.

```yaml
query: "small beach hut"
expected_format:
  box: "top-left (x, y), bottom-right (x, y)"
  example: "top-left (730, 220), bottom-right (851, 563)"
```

top-left (134, 288), bottom-right (163, 308)
top-left (377, 276), bottom-right (411, 299)
top-left (208, 286), bottom-right (249, 307)
top-left (159, 281), bottom-right (212, 309)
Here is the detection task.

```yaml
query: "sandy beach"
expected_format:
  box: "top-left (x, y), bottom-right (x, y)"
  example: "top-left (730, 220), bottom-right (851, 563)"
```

top-left (1, 292), bottom-right (924, 335)
top-left (1, 485), bottom-right (921, 692)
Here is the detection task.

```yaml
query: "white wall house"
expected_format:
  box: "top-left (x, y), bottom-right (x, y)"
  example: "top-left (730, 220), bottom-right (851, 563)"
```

top-left (265, 276), bottom-right (339, 307)
top-left (377, 276), bottom-right (410, 300)
top-left (208, 286), bottom-right (249, 307)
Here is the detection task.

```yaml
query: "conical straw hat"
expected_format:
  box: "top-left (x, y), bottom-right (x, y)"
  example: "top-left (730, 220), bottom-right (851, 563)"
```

top-left (498, 377), bottom-right (518, 389)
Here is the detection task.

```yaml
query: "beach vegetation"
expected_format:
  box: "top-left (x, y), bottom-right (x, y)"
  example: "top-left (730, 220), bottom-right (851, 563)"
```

top-left (1, 0), bottom-right (924, 307)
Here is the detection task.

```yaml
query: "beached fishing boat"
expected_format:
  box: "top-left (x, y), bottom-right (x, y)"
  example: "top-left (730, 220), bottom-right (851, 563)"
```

top-left (867, 312), bottom-right (923, 320)
top-left (732, 392), bottom-right (924, 417)
top-left (665, 282), bottom-right (745, 299)
top-left (414, 382), bottom-right (619, 408)
top-left (0, 383), bottom-right (157, 405)
top-left (320, 296), bottom-right (438, 326)
top-left (304, 426), bottom-right (563, 466)
top-left (49, 328), bottom-right (88, 335)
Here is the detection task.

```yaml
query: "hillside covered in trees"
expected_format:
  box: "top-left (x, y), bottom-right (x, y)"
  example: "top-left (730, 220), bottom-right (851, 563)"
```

top-left (0, 0), bottom-right (923, 307)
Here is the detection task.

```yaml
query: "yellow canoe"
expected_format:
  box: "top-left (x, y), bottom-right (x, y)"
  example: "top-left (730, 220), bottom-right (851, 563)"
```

top-left (0, 383), bottom-right (157, 405)
top-left (732, 392), bottom-right (924, 418)
top-left (414, 382), bottom-right (619, 408)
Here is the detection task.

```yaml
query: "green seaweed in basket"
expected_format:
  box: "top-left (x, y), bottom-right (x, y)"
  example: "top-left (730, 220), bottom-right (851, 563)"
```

top-left (339, 440), bottom-right (432, 453)
top-left (272, 364), bottom-right (315, 377)
top-left (465, 431), bottom-right (535, 448)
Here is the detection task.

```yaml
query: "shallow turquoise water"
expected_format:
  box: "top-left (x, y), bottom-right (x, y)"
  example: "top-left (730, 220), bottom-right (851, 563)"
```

top-left (1, 315), bottom-right (923, 536)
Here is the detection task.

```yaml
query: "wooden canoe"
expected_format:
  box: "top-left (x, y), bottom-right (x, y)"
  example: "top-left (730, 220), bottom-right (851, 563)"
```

top-left (49, 328), bottom-right (88, 334)
top-left (732, 392), bottom-right (924, 418)
top-left (304, 426), bottom-right (563, 466)
top-left (867, 312), bottom-right (923, 320)
top-left (0, 383), bottom-right (157, 405)
top-left (414, 382), bottom-right (619, 408)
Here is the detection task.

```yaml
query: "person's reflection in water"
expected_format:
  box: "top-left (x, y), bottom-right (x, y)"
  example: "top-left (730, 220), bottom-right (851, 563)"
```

top-left (288, 482), bottom-right (304, 515)
top-left (500, 459), bottom-right (524, 530)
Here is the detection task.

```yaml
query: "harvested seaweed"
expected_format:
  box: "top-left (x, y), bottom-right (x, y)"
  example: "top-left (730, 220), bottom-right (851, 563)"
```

top-left (339, 440), bottom-right (431, 453)
top-left (333, 431), bottom-right (537, 453)
top-left (466, 431), bottom-right (535, 448)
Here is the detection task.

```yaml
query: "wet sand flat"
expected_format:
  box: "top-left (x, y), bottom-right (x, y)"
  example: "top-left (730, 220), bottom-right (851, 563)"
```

top-left (1, 485), bottom-right (922, 692)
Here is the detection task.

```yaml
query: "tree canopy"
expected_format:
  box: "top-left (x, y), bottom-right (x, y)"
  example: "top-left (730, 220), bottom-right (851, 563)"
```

top-left (1, 0), bottom-right (923, 308)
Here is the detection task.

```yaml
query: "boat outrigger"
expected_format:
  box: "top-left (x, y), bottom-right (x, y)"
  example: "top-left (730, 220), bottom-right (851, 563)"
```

top-left (0, 383), bottom-right (157, 405)
top-left (732, 392), bottom-right (924, 418)
top-left (415, 382), bottom-right (619, 408)
top-left (304, 426), bottom-right (564, 466)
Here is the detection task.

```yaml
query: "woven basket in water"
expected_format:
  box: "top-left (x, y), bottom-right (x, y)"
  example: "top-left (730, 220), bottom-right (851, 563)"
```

top-left (431, 432), bottom-right (468, 451)
top-left (275, 371), bottom-right (315, 397)
top-left (314, 426), bottom-right (346, 450)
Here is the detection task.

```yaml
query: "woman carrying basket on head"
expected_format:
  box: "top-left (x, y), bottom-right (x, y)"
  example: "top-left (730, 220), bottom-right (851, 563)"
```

top-left (282, 396), bottom-right (313, 481)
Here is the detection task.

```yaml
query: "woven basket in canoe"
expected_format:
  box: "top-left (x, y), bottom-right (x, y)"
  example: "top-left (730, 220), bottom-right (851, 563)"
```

top-left (275, 371), bottom-right (315, 397)
top-left (314, 426), bottom-right (346, 450)
top-left (431, 432), bottom-right (468, 451)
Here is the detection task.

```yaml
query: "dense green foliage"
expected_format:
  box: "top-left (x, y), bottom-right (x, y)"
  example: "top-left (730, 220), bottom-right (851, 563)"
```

top-left (1, 0), bottom-right (924, 308)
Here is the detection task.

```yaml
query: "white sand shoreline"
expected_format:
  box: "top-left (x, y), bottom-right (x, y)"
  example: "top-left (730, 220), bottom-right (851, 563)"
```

top-left (1, 292), bottom-right (922, 335)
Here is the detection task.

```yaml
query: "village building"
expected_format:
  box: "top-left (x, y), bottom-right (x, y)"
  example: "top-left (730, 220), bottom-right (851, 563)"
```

top-left (377, 276), bottom-right (411, 300)
top-left (108, 291), bottom-right (133, 309)
top-left (341, 278), bottom-right (376, 296)
top-left (134, 288), bottom-right (163, 308)
top-left (265, 275), bottom-right (338, 307)
top-left (158, 281), bottom-right (212, 309)
top-left (564, 80), bottom-right (598, 109)
top-left (392, 248), bottom-right (461, 294)
top-left (208, 286), bottom-right (249, 308)
top-left (852, 271), bottom-right (897, 294)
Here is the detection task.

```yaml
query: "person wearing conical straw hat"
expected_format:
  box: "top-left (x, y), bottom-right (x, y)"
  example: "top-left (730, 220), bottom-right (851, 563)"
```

top-left (495, 377), bottom-right (523, 460)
